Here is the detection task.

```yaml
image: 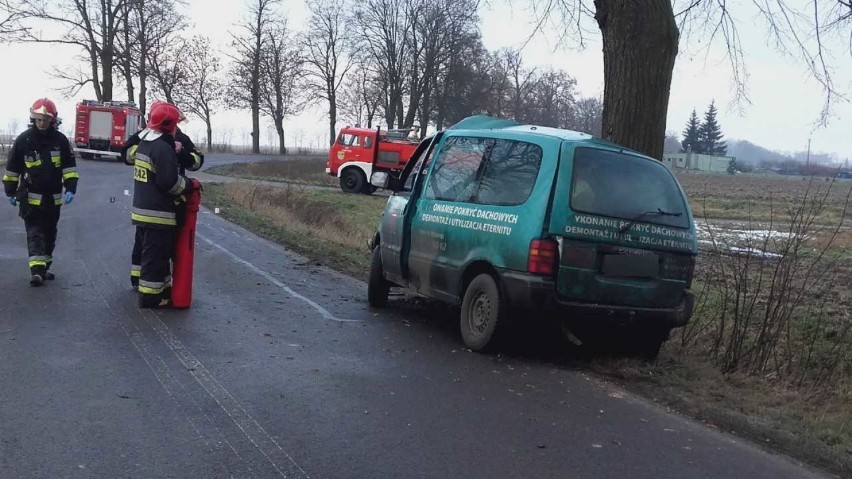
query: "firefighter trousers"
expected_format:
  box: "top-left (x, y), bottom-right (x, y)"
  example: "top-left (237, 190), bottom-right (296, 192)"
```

top-left (137, 227), bottom-right (175, 302)
top-left (24, 205), bottom-right (61, 276)
top-left (131, 204), bottom-right (185, 287)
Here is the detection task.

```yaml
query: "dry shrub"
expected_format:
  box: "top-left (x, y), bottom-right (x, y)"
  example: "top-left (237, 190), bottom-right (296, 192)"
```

top-left (681, 177), bottom-right (852, 397)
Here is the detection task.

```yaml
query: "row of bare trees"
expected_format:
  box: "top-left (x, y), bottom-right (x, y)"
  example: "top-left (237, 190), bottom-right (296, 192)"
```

top-left (2, 1), bottom-right (850, 159)
top-left (1, 0), bottom-right (602, 154)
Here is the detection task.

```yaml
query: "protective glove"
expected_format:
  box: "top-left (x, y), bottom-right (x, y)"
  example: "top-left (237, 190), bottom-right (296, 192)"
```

top-left (63, 191), bottom-right (74, 204)
top-left (6, 196), bottom-right (16, 207)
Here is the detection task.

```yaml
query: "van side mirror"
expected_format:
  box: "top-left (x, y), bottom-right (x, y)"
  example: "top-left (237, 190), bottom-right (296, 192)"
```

top-left (371, 171), bottom-right (390, 189)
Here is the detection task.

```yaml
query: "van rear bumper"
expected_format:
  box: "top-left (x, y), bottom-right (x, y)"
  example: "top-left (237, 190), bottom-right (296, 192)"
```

top-left (499, 271), bottom-right (693, 327)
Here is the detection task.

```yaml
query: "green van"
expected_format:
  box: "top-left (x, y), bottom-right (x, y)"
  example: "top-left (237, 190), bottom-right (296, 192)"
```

top-left (368, 115), bottom-right (697, 357)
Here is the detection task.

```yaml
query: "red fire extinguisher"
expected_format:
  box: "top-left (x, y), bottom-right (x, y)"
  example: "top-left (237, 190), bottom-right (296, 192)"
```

top-left (171, 179), bottom-right (202, 308)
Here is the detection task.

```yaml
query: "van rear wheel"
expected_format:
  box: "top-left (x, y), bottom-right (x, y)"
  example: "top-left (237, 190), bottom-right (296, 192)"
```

top-left (460, 274), bottom-right (504, 351)
top-left (629, 326), bottom-right (670, 360)
top-left (367, 245), bottom-right (391, 307)
top-left (340, 168), bottom-right (366, 193)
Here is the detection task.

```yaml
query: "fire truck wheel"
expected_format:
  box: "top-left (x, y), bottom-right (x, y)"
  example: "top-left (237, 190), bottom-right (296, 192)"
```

top-left (340, 168), bottom-right (366, 193)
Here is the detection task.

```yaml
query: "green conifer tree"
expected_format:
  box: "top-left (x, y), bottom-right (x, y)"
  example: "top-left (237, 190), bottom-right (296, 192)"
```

top-left (681, 109), bottom-right (702, 153)
top-left (699, 101), bottom-right (727, 156)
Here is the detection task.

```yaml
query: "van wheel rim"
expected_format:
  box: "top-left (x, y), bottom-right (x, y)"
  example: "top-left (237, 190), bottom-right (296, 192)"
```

top-left (469, 292), bottom-right (491, 335)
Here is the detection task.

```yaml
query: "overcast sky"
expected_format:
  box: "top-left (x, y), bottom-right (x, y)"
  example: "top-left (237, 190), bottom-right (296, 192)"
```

top-left (0, 0), bottom-right (849, 161)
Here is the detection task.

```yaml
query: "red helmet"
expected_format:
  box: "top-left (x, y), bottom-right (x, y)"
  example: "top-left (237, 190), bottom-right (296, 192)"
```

top-left (147, 101), bottom-right (180, 134)
top-left (30, 98), bottom-right (57, 121)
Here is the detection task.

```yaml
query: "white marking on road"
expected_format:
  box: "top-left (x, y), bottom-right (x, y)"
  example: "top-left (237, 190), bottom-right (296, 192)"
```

top-left (198, 233), bottom-right (359, 323)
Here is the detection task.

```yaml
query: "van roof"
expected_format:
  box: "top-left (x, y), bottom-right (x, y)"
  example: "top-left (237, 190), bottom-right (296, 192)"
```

top-left (447, 114), bottom-right (634, 153)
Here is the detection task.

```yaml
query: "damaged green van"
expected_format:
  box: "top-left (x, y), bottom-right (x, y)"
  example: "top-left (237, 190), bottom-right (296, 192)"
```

top-left (368, 116), bottom-right (697, 358)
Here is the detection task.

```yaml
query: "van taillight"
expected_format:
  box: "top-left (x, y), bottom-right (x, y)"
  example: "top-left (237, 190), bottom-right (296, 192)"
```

top-left (528, 239), bottom-right (558, 275)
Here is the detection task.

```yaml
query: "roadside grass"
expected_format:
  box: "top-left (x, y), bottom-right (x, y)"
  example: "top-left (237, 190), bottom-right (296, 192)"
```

top-left (206, 158), bottom-right (338, 188)
top-left (204, 182), bottom-right (384, 279)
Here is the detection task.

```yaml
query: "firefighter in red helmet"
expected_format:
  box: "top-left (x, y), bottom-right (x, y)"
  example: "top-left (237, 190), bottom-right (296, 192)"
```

top-left (3, 98), bottom-right (79, 286)
top-left (131, 101), bottom-right (195, 308)
top-left (121, 100), bottom-right (204, 290)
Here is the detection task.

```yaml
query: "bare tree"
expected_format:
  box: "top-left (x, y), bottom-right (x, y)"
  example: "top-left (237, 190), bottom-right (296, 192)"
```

top-left (259, 20), bottom-right (305, 155)
top-left (115, 0), bottom-right (185, 116)
top-left (302, 0), bottom-right (354, 146)
top-left (526, 69), bottom-right (577, 128)
top-left (570, 96), bottom-right (603, 136)
top-left (147, 35), bottom-right (187, 104)
top-left (227, 0), bottom-right (281, 154)
top-left (0, 1), bottom-right (26, 40)
top-left (172, 36), bottom-right (225, 150)
top-left (353, 0), bottom-right (414, 128)
top-left (431, 30), bottom-right (491, 129)
top-left (338, 65), bottom-right (383, 128)
top-left (6, 0), bottom-right (128, 100)
top-left (533, 1), bottom-right (852, 159)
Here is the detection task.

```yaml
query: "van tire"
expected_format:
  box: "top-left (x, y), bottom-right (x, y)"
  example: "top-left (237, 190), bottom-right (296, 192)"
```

top-left (460, 274), bottom-right (504, 351)
top-left (368, 245), bottom-right (391, 307)
top-left (340, 168), bottom-right (366, 193)
top-left (631, 327), bottom-right (669, 360)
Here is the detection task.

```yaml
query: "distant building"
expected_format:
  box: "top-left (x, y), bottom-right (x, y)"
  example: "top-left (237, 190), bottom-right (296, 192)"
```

top-left (662, 152), bottom-right (733, 173)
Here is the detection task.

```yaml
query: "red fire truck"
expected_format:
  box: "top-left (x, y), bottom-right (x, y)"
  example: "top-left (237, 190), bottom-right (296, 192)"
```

top-left (73, 100), bottom-right (142, 160)
top-left (326, 126), bottom-right (420, 194)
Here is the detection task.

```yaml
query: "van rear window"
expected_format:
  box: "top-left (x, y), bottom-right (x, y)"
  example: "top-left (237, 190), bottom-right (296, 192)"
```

top-left (570, 148), bottom-right (689, 228)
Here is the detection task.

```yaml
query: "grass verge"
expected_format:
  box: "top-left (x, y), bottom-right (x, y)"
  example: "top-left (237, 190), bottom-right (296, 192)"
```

top-left (204, 182), bottom-right (384, 279)
top-left (205, 158), bottom-right (338, 188)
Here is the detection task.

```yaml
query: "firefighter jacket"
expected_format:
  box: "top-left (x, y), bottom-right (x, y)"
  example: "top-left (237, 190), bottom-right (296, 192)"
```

top-left (122, 128), bottom-right (204, 173)
top-left (3, 126), bottom-right (79, 207)
top-left (131, 129), bottom-right (193, 228)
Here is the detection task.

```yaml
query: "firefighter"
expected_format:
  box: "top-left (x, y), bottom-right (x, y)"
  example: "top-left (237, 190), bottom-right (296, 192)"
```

top-left (3, 98), bottom-right (79, 286)
top-left (122, 101), bottom-right (204, 289)
top-left (131, 101), bottom-right (195, 308)
top-left (122, 101), bottom-right (204, 174)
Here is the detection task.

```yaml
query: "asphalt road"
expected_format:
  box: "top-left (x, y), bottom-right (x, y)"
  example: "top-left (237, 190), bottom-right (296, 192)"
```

top-left (0, 154), bottom-right (834, 479)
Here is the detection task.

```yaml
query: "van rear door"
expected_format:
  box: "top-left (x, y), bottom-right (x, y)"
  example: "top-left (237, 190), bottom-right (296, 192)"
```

top-left (548, 144), bottom-right (697, 309)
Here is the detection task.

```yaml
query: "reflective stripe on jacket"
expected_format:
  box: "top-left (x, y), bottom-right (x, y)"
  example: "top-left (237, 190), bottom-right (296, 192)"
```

top-left (131, 130), bottom-right (190, 228)
top-left (2, 126), bottom-right (78, 205)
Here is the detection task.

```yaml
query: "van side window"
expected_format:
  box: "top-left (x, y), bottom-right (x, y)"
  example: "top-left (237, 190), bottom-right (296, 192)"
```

top-left (424, 137), bottom-right (488, 202)
top-left (403, 147), bottom-right (435, 191)
top-left (473, 140), bottom-right (542, 206)
top-left (424, 136), bottom-right (542, 205)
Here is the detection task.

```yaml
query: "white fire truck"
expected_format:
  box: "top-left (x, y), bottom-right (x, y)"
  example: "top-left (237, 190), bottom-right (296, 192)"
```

top-left (73, 100), bottom-right (142, 160)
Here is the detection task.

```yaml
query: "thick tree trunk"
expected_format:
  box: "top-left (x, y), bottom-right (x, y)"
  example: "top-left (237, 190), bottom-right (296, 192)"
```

top-left (102, 44), bottom-right (114, 101)
top-left (328, 92), bottom-right (337, 146)
top-left (276, 122), bottom-right (286, 155)
top-left (251, 103), bottom-right (260, 153)
top-left (206, 117), bottom-right (213, 151)
top-left (595, 0), bottom-right (678, 160)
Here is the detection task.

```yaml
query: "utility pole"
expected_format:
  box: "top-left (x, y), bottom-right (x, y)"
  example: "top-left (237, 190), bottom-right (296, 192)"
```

top-left (806, 138), bottom-right (811, 166)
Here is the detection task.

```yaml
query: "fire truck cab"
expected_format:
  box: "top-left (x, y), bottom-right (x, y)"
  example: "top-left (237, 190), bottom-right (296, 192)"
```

top-left (327, 126), bottom-right (420, 194)
top-left (74, 100), bottom-right (142, 160)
